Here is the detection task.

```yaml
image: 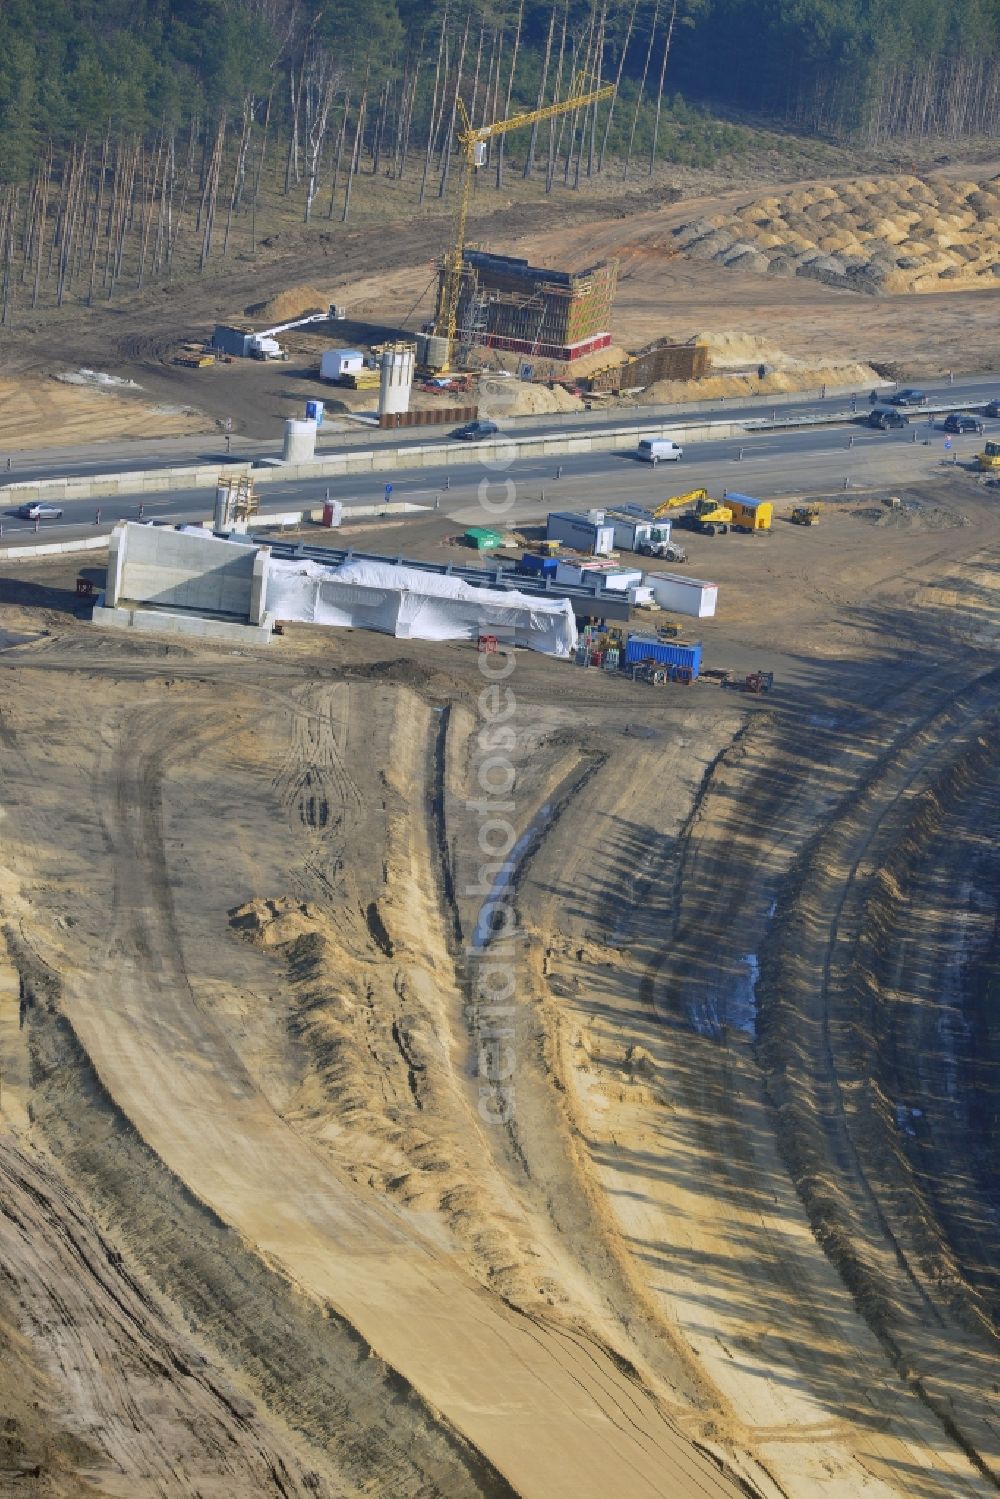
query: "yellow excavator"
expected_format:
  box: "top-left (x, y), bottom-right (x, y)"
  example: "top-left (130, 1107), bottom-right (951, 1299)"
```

top-left (977, 440), bottom-right (1000, 471)
top-left (651, 488), bottom-right (733, 536)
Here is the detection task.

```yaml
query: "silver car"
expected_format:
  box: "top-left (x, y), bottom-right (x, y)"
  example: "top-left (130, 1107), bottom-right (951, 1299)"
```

top-left (16, 502), bottom-right (64, 520)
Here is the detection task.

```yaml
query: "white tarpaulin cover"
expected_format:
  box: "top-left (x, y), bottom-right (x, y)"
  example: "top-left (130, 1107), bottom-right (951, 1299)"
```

top-left (266, 557), bottom-right (578, 657)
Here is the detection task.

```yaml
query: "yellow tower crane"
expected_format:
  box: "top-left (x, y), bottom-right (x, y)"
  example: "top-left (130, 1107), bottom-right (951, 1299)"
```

top-left (431, 75), bottom-right (615, 372)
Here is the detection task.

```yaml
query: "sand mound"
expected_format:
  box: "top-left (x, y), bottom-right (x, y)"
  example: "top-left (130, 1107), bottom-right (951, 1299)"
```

top-left (247, 284), bottom-right (330, 322)
top-left (672, 173), bottom-right (1000, 295)
top-left (668, 328), bottom-right (877, 399)
top-left (477, 379), bottom-right (585, 418)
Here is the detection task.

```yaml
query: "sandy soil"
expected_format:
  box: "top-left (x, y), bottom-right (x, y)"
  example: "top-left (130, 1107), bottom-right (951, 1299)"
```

top-left (0, 159), bottom-right (996, 447)
top-left (0, 474), bottom-right (996, 1495)
top-left (0, 376), bottom-right (212, 453)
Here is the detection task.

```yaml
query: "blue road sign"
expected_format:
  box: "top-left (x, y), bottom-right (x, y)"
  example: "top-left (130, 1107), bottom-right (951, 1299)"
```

top-left (944, 438), bottom-right (953, 450)
top-left (384, 483), bottom-right (393, 499)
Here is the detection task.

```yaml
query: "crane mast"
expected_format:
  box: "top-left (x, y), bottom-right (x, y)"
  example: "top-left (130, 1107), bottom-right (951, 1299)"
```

top-left (432, 76), bottom-right (615, 371)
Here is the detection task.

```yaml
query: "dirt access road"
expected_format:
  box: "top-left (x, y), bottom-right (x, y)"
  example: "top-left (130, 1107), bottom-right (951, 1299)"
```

top-left (0, 472), bottom-right (997, 1497)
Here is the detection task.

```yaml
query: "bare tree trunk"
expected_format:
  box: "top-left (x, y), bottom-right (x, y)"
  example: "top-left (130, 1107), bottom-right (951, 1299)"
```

top-left (396, 36), bottom-right (424, 178)
top-left (285, 62), bottom-right (306, 193)
top-left (101, 141), bottom-right (124, 294)
top-left (57, 140), bottom-right (88, 304)
top-left (152, 130), bottom-right (171, 275)
top-left (371, 77), bottom-right (389, 176)
top-left (199, 117), bottom-right (226, 270)
top-left (419, 6), bottom-right (449, 206)
top-left (496, 0), bottom-right (524, 187)
top-left (114, 139), bottom-right (141, 290)
top-left (648, 0), bottom-right (677, 175)
top-left (224, 99), bottom-right (253, 252)
top-left (588, 6), bottom-right (607, 176)
top-left (397, 39), bottom-right (424, 177)
top-left (524, 8), bottom-right (557, 178)
top-left (342, 84), bottom-right (368, 223)
top-left (439, 13), bottom-right (470, 198)
top-left (554, 33), bottom-right (579, 186)
top-left (249, 89), bottom-right (272, 252)
top-left (327, 94), bottom-right (350, 216)
top-left (600, 0), bottom-right (639, 171)
top-left (485, 27), bottom-right (505, 166)
top-left (304, 57), bottom-right (338, 221)
top-left (1, 187), bottom-right (17, 327)
top-left (546, 7), bottom-right (569, 193)
top-left (47, 146), bottom-right (74, 280)
top-left (624, 0), bottom-right (659, 180)
top-left (31, 154), bottom-right (52, 309)
top-left (21, 170), bottom-right (39, 284)
top-left (573, 13), bottom-right (601, 187)
top-left (562, 25), bottom-right (588, 184)
top-left (468, 19), bottom-right (486, 126)
top-left (136, 132), bottom-right (162, 286)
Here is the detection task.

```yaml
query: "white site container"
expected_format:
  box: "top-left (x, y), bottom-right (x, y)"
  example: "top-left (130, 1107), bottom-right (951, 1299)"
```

top-left (645, 570), bottom-right (717, 618)
top-left (555, 561), bottom-right (642, 591)
top-left (546, 511), bottom-right (615, 557)
top-left (320, 348), bottom-right (365, 381)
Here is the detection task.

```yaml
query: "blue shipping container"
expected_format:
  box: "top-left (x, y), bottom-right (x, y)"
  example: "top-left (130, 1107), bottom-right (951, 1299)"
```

top-left (624, 634), bottom-right (702, 677)
top-left (520, 552), bottom-right (558, 577)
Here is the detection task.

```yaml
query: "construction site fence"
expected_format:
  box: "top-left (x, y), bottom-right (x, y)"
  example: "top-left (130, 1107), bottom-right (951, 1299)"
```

top-left (588, 345), bottom-right (709, 393)
top-left (378, 406), bottom-right (478, 429)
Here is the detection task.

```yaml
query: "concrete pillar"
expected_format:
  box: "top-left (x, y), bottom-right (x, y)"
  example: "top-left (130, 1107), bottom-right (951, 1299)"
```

top-left (250, 546), bottom-right (270, 625)
top-left (378, 344), bottom-right (416, 416)
top-left (283, 419), bottom-right (317, 463)
top-left (105, 523), bottom-right (127, 606)
top-left (214, 484), bottom-right (230, 532)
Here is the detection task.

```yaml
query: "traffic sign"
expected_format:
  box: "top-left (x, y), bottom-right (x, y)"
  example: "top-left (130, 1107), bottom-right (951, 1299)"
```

top-left (384, 483), bottom-right (393, 500)
top-left (223, 416), bottom-right (232, 432)
top-left (943, 438), bottom-right (953, 450)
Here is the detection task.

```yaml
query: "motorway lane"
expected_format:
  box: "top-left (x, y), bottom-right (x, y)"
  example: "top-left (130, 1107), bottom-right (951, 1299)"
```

top-left (1, 376), bottom-right (997, 487)
top-left (4, 416), bottom-right (993, 545)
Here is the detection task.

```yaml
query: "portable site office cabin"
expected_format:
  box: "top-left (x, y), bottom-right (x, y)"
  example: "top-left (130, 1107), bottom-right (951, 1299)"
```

top-left (645, 571), bottom-right (717, 618)
top-left (724, 494), bottom-right (773, 532)
top-left (320, 349), bottom-right (366, 382)
top-left (546, 511), bottom-right (615, 557)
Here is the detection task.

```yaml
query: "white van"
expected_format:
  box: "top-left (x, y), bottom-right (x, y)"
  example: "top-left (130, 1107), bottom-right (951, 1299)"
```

top-left (637, 438), bottom-right (683, 465)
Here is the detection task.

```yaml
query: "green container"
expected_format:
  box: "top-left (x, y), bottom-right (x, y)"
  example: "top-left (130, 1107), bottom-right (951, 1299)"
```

top-left (465, 527), bottom-right (504, 550)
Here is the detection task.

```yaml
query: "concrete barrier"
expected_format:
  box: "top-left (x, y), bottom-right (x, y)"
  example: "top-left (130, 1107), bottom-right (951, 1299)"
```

top-left (0, 535), bottom-right (109, 561)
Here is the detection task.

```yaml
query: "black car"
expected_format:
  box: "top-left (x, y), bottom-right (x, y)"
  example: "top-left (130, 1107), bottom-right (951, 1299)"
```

top-left (943, 411), bottom-right (984, 435)
top-left (984, 398), bottom-right (1000, 418)
top-left (452, 420), bottom-right (500, 440)
top-left (868, 407), bottom-right (909, 430)
top-left (889, 388), bottom-right (927, 406)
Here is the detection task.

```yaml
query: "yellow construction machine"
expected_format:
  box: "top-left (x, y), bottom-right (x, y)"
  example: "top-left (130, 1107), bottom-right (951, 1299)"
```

top-left (650, 487), bottom-right (710, 519)
top-left (652, 488), bottom-right (733, 536)
top-left (977, 440), bottom-right (1000, 471)
top-left (790, 504), bottom-right (821, 526)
